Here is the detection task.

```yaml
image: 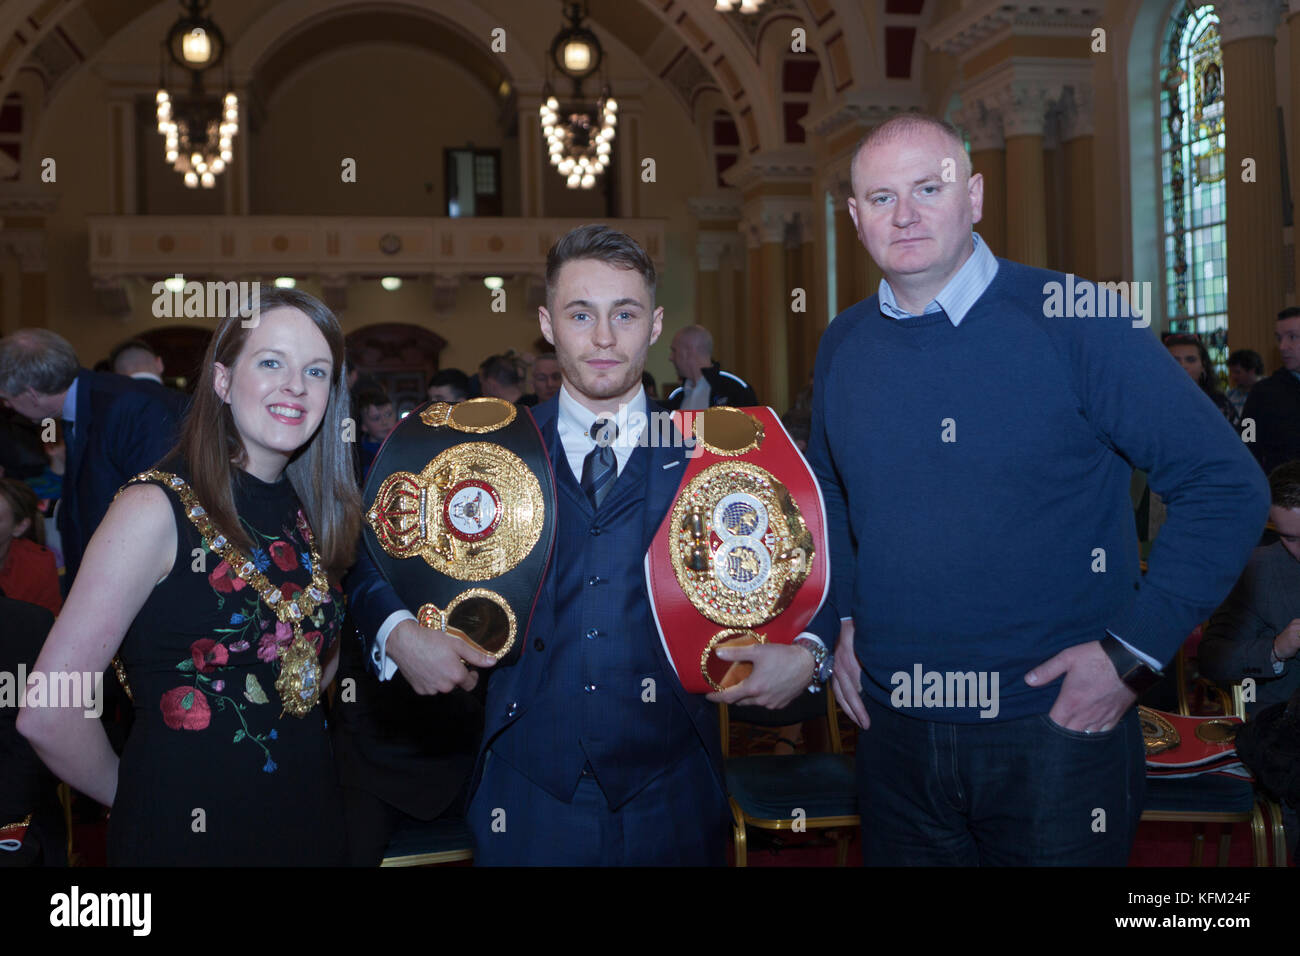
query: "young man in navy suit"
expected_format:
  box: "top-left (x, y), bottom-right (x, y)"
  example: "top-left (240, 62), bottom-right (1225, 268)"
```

top-left (348, 225), bottom-right (838, 864)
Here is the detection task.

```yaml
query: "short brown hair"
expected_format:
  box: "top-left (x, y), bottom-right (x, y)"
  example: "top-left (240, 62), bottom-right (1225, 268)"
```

top-left (1269, 462), bottom-right (1300, 510)
top-left (849, 112), bottom-right (972, 196)
top-left (545, 224), bottom-right (656, 309)
top-left (0, 477), bottom-right (42, 545)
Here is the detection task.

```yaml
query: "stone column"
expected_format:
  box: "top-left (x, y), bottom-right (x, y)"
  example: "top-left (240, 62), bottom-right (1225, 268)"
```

top-left (517, 95), bottom-right (546, 218)
top-left (1216, 0), bottom-right (1285, 363)
top-left (955, 100), bottom-right (1006, 258)
top-left (615, 105), bottom-right (642, 219)
top-left (689, 195), bottom-right (743, 349)
top-left (1043, 114), bottom-right (1063, 272)
top-left (740, 196), bottom-right (812, 413)
top-left (997, 84), bottom-right (1051, 268)
top-left (2, 232), bottom-right (48, 328)
top-left (1059, 83), bottom-right (1097, 281)
top-left (828, 174), bottom-right (863, 311)
top-left (107, 95), bottom-right (137, 216)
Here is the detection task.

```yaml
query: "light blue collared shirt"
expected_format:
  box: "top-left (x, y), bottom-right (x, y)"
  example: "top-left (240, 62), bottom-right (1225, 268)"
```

top-left (877, 232), bottom-right (999, 324)
top-left (61, 377), bottom-right (78, 423)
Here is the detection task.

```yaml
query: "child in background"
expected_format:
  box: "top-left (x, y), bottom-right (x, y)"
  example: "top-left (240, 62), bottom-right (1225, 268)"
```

top-left (0, 478), bottom-right (61, 616)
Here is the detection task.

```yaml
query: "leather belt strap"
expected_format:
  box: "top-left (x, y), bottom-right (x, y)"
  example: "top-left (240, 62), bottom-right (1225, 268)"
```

top-left (363, 398), bottom-right (557, 660)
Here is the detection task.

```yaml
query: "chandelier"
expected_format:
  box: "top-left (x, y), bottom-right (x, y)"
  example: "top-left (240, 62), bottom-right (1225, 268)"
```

top-left (154, 0), bottom-right (238, 189)
top-left (715, 1), bottom-right (766, 11)
top-left (538, 2), bottom-right (616, 190)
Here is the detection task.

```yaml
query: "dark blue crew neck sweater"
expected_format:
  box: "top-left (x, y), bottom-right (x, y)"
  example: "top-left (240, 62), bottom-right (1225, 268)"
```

top-left (808, 258), bottom-right (1269, 722)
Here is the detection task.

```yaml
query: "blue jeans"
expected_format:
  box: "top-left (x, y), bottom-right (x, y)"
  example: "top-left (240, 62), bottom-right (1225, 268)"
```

top-left (857, 694), bottom-right (1144, 865)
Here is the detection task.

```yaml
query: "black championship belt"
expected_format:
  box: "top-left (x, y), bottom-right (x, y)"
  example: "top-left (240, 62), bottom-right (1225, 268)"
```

top-left (362, 397), bottom-right (556, 659)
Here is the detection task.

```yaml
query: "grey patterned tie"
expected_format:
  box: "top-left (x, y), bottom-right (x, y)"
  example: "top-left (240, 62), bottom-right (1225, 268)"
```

top-left (580, 418), bottom-right (618, 509)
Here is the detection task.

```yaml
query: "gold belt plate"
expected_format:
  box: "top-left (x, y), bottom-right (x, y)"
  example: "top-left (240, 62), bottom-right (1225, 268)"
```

top-left (668, 460), bottom-right (814, 627)
top-left (367, 441), bottom-right (545, 581)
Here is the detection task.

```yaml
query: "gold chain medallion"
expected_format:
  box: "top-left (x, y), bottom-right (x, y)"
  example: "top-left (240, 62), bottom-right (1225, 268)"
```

top-left (128, 471), bottom-right (330, 718)
top-left (668, 461), bottom-right (814, 627)
top-left (368, 442), bottom-right (544, 581)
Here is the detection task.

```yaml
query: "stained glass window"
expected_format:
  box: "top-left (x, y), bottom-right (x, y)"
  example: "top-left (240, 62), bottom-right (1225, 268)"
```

top-left (1161, 3), bottom-right (1228, 385)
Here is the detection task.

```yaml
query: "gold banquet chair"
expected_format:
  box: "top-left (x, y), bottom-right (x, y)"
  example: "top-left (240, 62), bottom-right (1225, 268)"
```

top-left (1139, 647), bottom-right (1285, 866)
top-left (719, 690), bottom-right (860, 866)
top-left (380, 817), bottom-right (474, 867)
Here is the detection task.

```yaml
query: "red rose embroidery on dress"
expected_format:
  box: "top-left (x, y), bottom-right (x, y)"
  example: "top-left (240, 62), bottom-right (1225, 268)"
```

top-left (160, 686), bottom-right (212, 730)
top-left (190, 638), bottom-right (229, 674)
top-left (269, 540), bottom-right (298, 572)
top-left (257, 621), bottom-right (294, 662)
top-left (208, 560), bottom-right (247, 595)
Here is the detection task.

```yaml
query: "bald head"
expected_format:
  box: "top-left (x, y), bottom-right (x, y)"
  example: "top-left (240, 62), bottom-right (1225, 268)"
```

top-left (849, 114), bottom-right (972, 197)
top-left (669, 325), bottom-right (714, 382)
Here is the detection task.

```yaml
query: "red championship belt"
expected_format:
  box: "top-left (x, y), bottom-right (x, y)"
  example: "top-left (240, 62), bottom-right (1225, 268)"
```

top-left (1140, 706), bottom-right (1250, 779)
top-left (645, 406), bottom-right (829, 694)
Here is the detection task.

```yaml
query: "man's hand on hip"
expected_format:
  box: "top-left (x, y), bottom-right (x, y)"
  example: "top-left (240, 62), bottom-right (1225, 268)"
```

top-left (1025, 640), bottom-right (1138, 733)
top-left (832, 620), bottom-right (870, 730)
top-left (386, 619), bottom-right (497, 694)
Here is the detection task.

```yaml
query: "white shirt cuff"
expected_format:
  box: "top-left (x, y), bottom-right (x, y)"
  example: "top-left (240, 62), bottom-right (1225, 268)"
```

top-left (1107, 631), bottom-right (1163, 672)
top-left (373, 610), bottom-right (415, 681)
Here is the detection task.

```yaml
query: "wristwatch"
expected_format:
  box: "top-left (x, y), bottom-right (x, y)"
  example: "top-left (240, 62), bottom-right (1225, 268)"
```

top-left (793, 637), bottom-right (834, 689)
top-left (1099, 634), bottom-right (1162, 694)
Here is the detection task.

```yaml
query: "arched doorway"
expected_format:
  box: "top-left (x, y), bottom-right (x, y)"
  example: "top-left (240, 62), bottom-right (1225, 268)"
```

top-left (345, 323), bottom-right (447, 416)
top-left (137, 325), bottom-right (212, 392)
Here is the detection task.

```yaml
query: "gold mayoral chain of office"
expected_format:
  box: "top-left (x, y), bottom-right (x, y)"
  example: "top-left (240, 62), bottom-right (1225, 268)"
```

top-left (134, 470), bottom-right (330, 718)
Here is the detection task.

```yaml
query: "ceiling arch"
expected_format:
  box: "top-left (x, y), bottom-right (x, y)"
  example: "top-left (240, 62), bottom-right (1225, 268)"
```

top-left (231, 0), bottom-right (545, 90)
top-left (248, 7), bottom-right (511, 107)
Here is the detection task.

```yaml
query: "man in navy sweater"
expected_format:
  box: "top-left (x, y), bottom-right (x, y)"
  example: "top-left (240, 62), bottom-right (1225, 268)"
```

top-left (808, 114), bottom-right (1269, 865)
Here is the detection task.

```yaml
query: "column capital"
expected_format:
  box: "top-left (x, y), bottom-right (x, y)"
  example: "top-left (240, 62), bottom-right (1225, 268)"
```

top-left (1057, 82), bottom-right (1095, 142)
top-left (0, 184), bottom-right (59, 216)
top-left (687, 193), bottom-right (742, 222)
top-left (740, 195), bottom-right (814, 248)
top-left (696, 230), bottom-right (742, 271)
top-left (723, 148), bottom-right (816, 193)
top-left (825, 170), bottom-right (854, 204)
top-left (991, 82), bottom-right (1054, 138)
top-left (801, 92), bottom-right (924, 140)
top-left (953, 99), bottom-right (1004, 152)
top-left (1214, 0), bottom-right (1285, 43)
top-left (1, 230), bottom-right (47, 272)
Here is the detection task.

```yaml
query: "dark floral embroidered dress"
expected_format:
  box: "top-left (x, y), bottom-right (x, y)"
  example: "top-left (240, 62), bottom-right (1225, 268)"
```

top-left (107, 466), bottom-right (346, 865)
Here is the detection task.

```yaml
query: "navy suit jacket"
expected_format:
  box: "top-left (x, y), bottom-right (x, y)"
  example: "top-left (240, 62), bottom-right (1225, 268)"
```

top-left (60, 370), bottom-right (181, 586)
top-left (346, 395), bottom-right (840, 795)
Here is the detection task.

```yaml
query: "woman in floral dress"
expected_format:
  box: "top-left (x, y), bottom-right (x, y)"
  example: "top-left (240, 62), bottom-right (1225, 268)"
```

top-left (19, 288), bottom-right (361, 865)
